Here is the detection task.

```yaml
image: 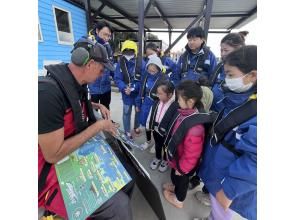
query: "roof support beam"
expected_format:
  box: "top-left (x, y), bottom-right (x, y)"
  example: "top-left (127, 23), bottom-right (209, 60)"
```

top-left (144, 0), bottom-right (155, 16)
top-left (168, 29), bottom-right (172, 47)
top-left (138, 0), bottom-right (145, 77)
top-left (203, 0), bottom-right (214, 40)
top-left (84, 0), bottom-right (91, 32)
top-left (98, 0), bottom-right (150, 31)
top-left (105, 13), bottom-right (250, 19)
top-left (152, 1), bottom-right (173, 29)
top-left (228, 6), bottom-right (257, 30)
top-left (91, 3), bottom-right (105, 21)
top-left (164, 4), bottom-right (205, 53)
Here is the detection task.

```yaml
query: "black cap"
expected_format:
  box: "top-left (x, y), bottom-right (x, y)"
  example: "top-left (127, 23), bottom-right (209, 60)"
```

top-left (73, 37), bottom-right (115, 71)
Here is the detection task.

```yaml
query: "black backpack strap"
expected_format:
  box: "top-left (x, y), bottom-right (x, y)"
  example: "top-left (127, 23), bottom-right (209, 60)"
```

top-left (194, 46), bottom-right (210, 74)
top-left (212, 98), bottom-right (257, 144)
top-left (139, 73), bottom-right (148, 99)
top-left (208, 62), bottom-right (223, 87)
top-left (211, 97), bottom-right (257, 156)
top-left (119, 57), bottom-right (131, 85)
top-left (134, 57), bottom-right (141, 81)
top-left (38, 162), bottom-right (52, 194)
top-left (158, 101), bottom-right (179, 136)
top-left (181, 51), bottom-right (189, 74)
top-left (166, 113), bottom-right (217, 161)
top-left (148, 101), bottom-right (160, 130)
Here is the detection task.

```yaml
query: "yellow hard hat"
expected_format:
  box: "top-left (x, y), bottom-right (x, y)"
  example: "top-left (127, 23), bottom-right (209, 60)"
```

top-left (121, 40), bottom-right (138, 55)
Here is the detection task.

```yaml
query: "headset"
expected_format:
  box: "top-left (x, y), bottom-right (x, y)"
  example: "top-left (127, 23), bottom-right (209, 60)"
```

top-left (71, 38), bottom-right (96, 66)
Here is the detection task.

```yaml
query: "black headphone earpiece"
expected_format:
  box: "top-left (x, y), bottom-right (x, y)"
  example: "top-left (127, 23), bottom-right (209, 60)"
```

top-left (71, 47), bottom-right (90, 66)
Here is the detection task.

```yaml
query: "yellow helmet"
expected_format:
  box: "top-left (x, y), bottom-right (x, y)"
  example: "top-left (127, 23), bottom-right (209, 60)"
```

top-left (121, 40), bottom-right (138, 55)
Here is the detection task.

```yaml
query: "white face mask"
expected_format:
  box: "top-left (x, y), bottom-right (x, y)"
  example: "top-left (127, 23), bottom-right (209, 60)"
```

top-left (124, 54), bottom-right (134, 61)
top-left (225, 74), bottom-right (254, 93)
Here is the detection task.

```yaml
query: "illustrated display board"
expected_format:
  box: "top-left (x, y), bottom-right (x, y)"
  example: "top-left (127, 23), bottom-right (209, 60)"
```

top-left (55, 135), bottom-right (132, 220)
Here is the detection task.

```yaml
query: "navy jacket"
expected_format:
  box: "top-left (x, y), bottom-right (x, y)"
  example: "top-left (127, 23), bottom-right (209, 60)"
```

top-left (199, 87), bottom-right (257, 220)
top-left (114, 57), bottom-right (146, 106)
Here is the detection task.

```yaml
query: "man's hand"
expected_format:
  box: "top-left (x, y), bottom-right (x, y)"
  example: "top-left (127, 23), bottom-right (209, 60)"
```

top-left (91, 102), bottom-right (111, 120)
top-left (175, 170), bottom-right (182, 176)
top-left (216, 189), bottom-right (232, 210)
top-left (135, 107), bottom-right (140, 112)
top-left (97, 119), bottom-right (117, 136)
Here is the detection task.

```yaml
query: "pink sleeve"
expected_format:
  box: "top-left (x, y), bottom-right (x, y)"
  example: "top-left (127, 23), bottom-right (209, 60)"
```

top-left (178, 125), bottom-right (205, 174)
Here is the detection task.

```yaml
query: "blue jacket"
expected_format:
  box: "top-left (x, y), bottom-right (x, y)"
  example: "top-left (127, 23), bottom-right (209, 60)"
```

top-left (199, 88), bottom-right (257, 220)
top-left (136, 71), bottom-right (169, 126)
top-left (88, 36), bottom-right (114, 95)
top-left (161, 56), bottom-right (176, 73)
top-left (173, 45), bottom-right (217, 86)
top-left (114, 57), bottom-right (146, 106)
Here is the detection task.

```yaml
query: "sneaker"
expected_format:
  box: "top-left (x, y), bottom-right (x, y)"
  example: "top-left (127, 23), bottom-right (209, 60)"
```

top-left (140, 141), bottom-right (153, 150)
top-left (158, 160), bottom-right (169, 172)
top-left (188, 176), bottom-right (201, 190)
top-left (162, 182), bottom-right (175, 192)
top-left (150, 158), bottom-right (161, 170)
top-left (163, 190), bottom-right (183, 208)
top-left (126, 132), bottom-right (133, 140)
top-left (195, 191), bottom-right (211, 206)
top-left (149, 145), bottom-right (155, 154)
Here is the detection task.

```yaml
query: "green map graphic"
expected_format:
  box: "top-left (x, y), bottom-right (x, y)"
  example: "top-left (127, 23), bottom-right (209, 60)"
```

top-left (55, 135), bottom-right (132, 220)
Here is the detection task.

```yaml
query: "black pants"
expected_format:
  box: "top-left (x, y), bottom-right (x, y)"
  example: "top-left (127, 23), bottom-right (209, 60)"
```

top-left (89, 190), bottom-right (132, 220)
top-left (91, 90), bottom-right (111, 110)
top-left (153, 130), bottom-right (166, 160)
top-left (146, 129), bottom-right (152, 142)
top-left (170, 168), bottom-right (193, 202)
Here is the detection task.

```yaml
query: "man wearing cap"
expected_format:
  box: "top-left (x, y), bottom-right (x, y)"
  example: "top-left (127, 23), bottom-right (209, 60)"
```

top-left (38, 38), bottom-right (133, 219)
top-left (174, 26), bottom-right (217, 86)
top-left (88, 21), bottom-right (114, 110)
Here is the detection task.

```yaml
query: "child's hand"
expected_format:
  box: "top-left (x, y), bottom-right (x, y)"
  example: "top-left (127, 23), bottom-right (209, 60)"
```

top-left (216, 189), bottom-right (232, 210)
top-left (124, 87), bottom-right (131, 95)
top-left (175, 170), bottom-right (182, 176)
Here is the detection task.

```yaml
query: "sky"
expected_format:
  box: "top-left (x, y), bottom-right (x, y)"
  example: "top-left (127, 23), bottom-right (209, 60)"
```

top-left (153, 19), bottom-right (257, 58)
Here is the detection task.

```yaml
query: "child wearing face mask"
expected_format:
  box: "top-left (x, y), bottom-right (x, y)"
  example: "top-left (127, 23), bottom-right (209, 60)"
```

top-left (196, 45), bottom-right (257, 220)
top-left (114, 40), bottom-right (146, 139)
top-left (136, 56), bottom-right (169, 149)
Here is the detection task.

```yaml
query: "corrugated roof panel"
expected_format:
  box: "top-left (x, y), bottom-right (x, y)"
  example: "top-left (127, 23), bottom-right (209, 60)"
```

top-left (114, 19), bottom-right (139, 29)
top-left (108, 0), bottom-right (139, 17)
top-left (69, 0), bottom-right (256, 30)
top-left (153, 0), bottom-right (204, 15)
top-left (212, 0), bottom-right (256, 13)
top-left (101, 6), bottom-right (124, 17)
top-left (209, 17), bottom-right (242, 29)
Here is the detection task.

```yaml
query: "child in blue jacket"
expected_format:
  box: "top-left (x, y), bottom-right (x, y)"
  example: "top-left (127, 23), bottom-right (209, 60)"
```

top-left (136, 56), bottom-right (168, 150)
top-left (114, 40), bottom-right (146, 139)
top-left (197, 45), bottom-right (257, 220)
top-left (173, 27), bottom-right (217, 87)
